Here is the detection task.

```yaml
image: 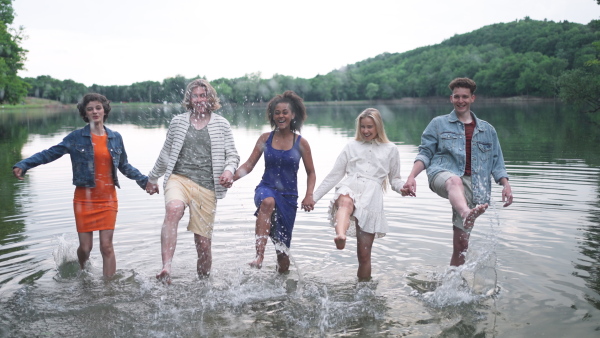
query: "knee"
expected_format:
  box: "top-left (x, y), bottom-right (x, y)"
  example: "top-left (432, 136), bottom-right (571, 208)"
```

top-left (99, 242), bottom-right (114, 257)
top-left (336, 195), bottom-right (354, 210)
top-left (445, 176), bottom-right (463, 190)
top-left (165, 201), bottom-right (185, 219)
top-left (78, 242), bottom-right (92, 254)
top-left (356, 250), bottom-right (371, 265)
top-left (259, 197), bottom-right (275, 211)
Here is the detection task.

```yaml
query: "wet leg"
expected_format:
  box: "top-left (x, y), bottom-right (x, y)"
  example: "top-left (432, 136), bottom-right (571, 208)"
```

top-left (276, 251), bottom-right (290, 273)
top-left (77, 232), bottom-right (93, 270)
top-left (250, 197), bottom-right (275, 268)
top-left (334, 195), bottom-right (354, 250)
top-left (194, 234), bottom-right (212, 278)
top-left (156, 200), bottom-right (185, 284)
top-left (98, 229), bottom-right (116, 277)
top-left (451, 226), bottom-right (470, 266)
top-left (356, 224), bottom-right (375, 280)
top-left (445, 176), bottom-right (487, 229)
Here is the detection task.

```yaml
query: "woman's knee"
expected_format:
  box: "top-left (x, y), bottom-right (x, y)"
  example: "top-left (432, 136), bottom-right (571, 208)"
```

top-left (259, 197), bottom-right (276, 212)
top-left (99, 242), bottom-right (114, 257)
top-left (336, 195), bottom-right (354, 209)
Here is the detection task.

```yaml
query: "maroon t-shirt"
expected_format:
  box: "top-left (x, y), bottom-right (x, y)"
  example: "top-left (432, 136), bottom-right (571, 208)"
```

top-left (464, 120), bottom-right (476, 176)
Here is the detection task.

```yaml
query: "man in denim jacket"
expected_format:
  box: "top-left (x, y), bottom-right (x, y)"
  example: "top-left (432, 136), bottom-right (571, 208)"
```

top-left (402, 78), bottom-right (513, 266)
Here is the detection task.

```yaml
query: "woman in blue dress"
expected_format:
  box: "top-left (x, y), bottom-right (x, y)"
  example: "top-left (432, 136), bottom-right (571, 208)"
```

top-left (233, 91), bottom-right (316, 273)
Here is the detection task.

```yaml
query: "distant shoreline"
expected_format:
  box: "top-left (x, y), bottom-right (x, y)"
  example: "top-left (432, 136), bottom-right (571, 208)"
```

top-left (1, 95), bottom-right (559, 111)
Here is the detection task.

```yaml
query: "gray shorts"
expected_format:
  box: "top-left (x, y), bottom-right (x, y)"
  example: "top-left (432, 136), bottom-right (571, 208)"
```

top-left (429, 171), bottom-right (474, 233)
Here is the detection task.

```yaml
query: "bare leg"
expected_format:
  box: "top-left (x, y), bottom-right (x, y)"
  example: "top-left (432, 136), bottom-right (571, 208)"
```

top-left (451, 226), bottom-right (470, 266)
top-left (445, 176), bottom-right (487, 229)
top-left (156, 200), bottom-right (186, 284)
top-left (334, 195), bottom-right (354, 250)
top-left (98, 229), bottom-right (116, 277)
top-left (276, 251), bottom-right (290, 273)
top-left (194, 234), bottom-right (212, 278)
top-left (356, 224), bottom-right (375, 280)
top-left (250, 197), bottom-right (275, 268)
top-left (77, 232), bottom-right (93, 270)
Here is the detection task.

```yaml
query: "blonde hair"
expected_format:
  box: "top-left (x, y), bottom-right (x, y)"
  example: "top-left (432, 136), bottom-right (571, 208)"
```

top-left (354, 108), bottom-right (390, 143)
top-left (354, 108), bottom-right (392, 191)
top-left (182, 79), bottom-right (222, 112)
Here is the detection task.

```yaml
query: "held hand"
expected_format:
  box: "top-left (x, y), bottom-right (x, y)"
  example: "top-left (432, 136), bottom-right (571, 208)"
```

top-left (145, 182), bottom-right (160, 195)
top-left (401, 177), bottom-right (417, 197)
top-left (502, 184), bottom-right (513, 207)
top-left (219, 170), bottom-right (234, 188)
top-left (13, 167), bottom-right (24, 180)
top-left (301, 196), bottom-right (315, 212)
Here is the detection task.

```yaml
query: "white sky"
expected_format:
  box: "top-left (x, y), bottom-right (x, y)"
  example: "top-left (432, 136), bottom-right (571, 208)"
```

top-left (12, 0), bottom-right (600, 86)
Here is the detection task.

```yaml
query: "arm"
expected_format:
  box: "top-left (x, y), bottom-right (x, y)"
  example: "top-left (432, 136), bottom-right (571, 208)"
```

top-left (232, 133), bottom-right (268, 181)
top-left (218, 120), bottom-right (241, 188)
top-left (388, 146), bottom-right (405, 195)
top-left (313, 144), bottom-right (349, 203)
top-left (146, 119), bottom-right (177, 194)
top-left (299, 137), bottom-right (316, 212)
top-left (401, 160), bottom-right (425, 197)
top-left (115, 132), bottom-right (148, 190)
top-left (13, 137), bottom-right (71, 178)
top-left (499, 177), bottom-right (513, 207)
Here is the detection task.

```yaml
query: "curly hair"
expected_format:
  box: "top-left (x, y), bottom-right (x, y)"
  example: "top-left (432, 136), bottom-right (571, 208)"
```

top-left (182, 79), bottom-right (222, 112)
top-left (77, 93), bottom-right (111, 123)
top-left (265, 90), bottom-right (307, 132)
top-left (354, 108), bottom-right (390, 143)
top-left (448, 77), bottom-right (477, 95)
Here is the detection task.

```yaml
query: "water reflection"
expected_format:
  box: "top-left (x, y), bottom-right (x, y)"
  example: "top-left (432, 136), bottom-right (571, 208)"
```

top-left (2, 101), bottom-right (600, 336)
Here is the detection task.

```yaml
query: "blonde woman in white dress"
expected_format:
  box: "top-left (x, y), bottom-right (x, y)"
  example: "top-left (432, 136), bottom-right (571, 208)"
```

top-left (313, 108), bottom-right (407, 280)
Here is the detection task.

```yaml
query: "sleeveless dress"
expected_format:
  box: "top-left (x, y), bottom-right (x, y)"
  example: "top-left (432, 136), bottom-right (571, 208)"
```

top-left (73, 133), bottom-right (118, 232)
top-left (253, 132), bottom-right (302, 249)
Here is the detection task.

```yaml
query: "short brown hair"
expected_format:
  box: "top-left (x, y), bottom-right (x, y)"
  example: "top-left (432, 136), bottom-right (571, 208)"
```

top-left (448, 78), bottom-right (477, 95)
top-left (182, 79), bottom-right (222, 112)
top-left (77, 93), bottom-right (111, 123)
top-left (266, 90), bottom-right (307, 132)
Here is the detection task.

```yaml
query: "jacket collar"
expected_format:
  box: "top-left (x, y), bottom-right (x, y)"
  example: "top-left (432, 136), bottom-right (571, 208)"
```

top-left (448, 110), bottom-right (486, 132)
top-left (82, 124), bottom-right (114, 138)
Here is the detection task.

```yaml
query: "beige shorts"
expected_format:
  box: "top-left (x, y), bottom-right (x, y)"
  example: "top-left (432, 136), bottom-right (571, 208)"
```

top-left (164, 174), bottom-right (216, 238)
top-left (430, 171), bottom-right (474, 233)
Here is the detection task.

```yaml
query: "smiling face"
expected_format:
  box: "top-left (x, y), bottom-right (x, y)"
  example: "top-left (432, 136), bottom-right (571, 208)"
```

top-left (450, 87), bottom-right (475, 116)
top-left (360, 116), bottom-right (378, 142)
top-left (85, 100), bottom-right (105, 125)
top-left (190, 86), bottom-right (209, 114)
top-left (272, 102), bottom-right (295, 130)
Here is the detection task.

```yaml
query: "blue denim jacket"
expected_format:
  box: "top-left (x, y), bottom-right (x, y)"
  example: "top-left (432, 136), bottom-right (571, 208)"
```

top-left (14, 124), bottom-right (148, 189)
top-left (415, 110), bottom-right (509, 204)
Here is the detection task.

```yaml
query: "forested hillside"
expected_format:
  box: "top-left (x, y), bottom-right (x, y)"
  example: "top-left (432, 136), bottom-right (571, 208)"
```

top-left (23, 17), bottom-right (600, 105)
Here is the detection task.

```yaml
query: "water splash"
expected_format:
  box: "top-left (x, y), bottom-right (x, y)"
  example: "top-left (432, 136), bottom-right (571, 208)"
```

top-left (52, 235), bottom-right (80, 279)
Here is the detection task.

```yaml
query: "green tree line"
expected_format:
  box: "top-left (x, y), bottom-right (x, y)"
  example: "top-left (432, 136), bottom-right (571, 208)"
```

top-left (15, 17), bottom-right (600, 109)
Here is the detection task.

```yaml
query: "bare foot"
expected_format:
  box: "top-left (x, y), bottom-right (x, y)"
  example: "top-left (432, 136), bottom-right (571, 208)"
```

top-left (334, 234), bottom-right (346, 250)
top-left (248, 256), bottom-right (264, 269)
top-left (156, 269), bottom-right (171, 285)
top-left (462, 204), bottom-right (488, 229)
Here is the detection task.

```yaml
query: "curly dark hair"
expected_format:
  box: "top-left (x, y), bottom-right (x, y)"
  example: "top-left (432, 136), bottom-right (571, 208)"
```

top-left (448, 77), bottom-right (477, 95)
top-left (77, 93), bottom-right (111, 123)
top-left (265, 90), bottom-right (307, 132)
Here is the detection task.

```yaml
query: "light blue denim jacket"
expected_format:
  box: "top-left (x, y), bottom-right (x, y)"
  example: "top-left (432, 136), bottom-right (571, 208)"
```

top-left (415, 110), bottom-right (509, 204)
top-left (14, 124), bottom-right (148, 189)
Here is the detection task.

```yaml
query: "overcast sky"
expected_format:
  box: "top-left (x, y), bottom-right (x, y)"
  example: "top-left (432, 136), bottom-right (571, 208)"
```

top-left (11, 0), bottom-right (600, 86)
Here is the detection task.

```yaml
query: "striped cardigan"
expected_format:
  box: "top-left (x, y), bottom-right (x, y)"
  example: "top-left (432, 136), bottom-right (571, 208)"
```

top-left (148, 111), bottom-right (240, 199)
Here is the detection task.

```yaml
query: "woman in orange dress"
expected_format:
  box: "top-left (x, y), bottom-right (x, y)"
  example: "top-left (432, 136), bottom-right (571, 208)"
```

top-left (13, 93), bottom-right (148, 277)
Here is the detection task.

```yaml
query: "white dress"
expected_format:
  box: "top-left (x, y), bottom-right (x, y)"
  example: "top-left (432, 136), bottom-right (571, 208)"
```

top-left (313, 140), bottom-right (404, 238)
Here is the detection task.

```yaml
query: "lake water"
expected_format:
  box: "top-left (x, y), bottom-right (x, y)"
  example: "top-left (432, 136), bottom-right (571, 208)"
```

top-left (1, 101), bottom-right (599, 337)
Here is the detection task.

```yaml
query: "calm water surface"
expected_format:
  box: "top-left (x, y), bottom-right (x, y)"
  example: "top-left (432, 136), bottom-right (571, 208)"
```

top-left (1, 101), bottom-right (599, 337)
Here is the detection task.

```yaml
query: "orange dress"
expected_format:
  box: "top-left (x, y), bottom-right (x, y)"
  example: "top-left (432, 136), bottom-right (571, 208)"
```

top-left (73, 133), bottom-right (118, 233)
